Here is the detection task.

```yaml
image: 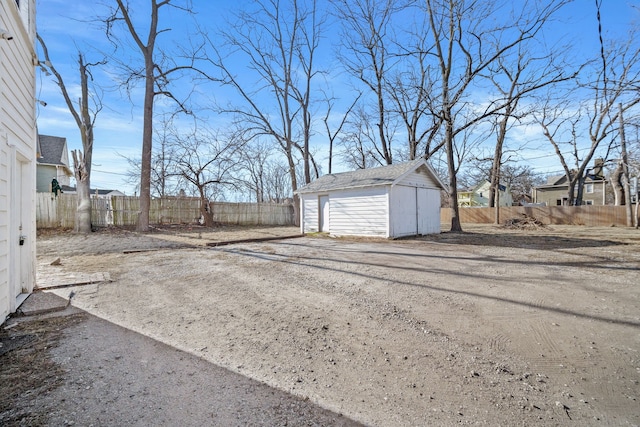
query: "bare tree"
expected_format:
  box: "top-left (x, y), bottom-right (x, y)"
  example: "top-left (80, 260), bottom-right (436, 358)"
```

top-left (338, 105), bottom-right (387, 169)
top-left (169, 126), bottom-right (242, 226)
top-left (205, 0), bottom-right (325, 222)
top-left (122, 128), bottom-right (184, 198)
top-left (236, 141), bottom-right (296, 203)
top-left (37, 35), bottom-right (104, 234)
top-left (535, 15), bottom-right (640, 207)
top-left (237, 140), bottom-right (272, 203)
top-left (331, 0), bottom-right (413, 165)
top-left (104, 0), bottom-right (203, 231)
top-left (422, 0), bottom-right (569, 232)
top-left (323, 92), bottom-right (361, 174)
top-left (483, 33), bottom-right (575, 223)
top-left (386, 14), bottom-right (446, 161)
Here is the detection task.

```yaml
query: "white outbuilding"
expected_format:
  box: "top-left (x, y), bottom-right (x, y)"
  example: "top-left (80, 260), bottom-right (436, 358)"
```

top-left (295, 158), bottom-right (447, 238)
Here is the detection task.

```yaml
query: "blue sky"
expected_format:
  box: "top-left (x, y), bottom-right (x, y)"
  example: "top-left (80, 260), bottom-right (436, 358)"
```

top-left (35, 0), bottom-right (639, 195)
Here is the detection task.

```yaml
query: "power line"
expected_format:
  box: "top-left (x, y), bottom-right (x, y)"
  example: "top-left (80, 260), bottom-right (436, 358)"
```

top-left (92, 168), bottom-right (130, 176)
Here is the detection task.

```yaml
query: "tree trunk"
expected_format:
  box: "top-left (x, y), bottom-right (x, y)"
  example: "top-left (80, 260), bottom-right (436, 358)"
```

top-left (200, 196), bottom-right (214, 227)
top-left (445, 121), bottom-right (462, 232)
top-left (611, 163), bottom-right (624, 205)
top-left (292, 194), bottom-right (301, 228)
top-left (491, 113), bottom-right (509, 223)
top-left (494, 189), bottom-right (500, 225)
top-left (575, 174), bottom-right (586, 206)
top-left (137, 50), bottom-right (155, 232)
top-left (72, 150), bottom-right (92, 233)
top-left (619, 104), bottom-right (633, 226)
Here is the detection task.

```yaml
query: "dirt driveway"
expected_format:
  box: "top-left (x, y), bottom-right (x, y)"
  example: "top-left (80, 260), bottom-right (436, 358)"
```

top-left (20, 225), bottom-right (640, 425)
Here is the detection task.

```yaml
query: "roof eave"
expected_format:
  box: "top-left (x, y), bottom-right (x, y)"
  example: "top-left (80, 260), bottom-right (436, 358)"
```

top-left (296, 181), bottom-right (391, 195)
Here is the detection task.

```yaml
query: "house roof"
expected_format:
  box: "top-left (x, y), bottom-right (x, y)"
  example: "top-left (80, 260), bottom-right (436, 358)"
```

top-left (295, 158), bottom-right (446, 194)
top-left (537, 172), bottom-right (606, 189)
top-left (37, 134), bottom-right (69, 166)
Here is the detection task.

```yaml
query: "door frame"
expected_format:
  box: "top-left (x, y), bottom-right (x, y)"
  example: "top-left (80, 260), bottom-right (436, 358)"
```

top-left (318, 195), bottom-right (329, 232)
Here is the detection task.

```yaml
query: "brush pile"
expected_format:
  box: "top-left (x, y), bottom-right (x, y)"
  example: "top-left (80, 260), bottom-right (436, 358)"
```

top-left (503, 214), bottom-right (546, 230)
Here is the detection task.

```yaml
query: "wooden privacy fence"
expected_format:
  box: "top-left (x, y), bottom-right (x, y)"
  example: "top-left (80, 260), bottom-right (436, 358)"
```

top-left (211, 202), bottom-right (295, 225)
top-left (440, 205), bottom-right (630, 227)
top-left (36, 193), bottom-right (295, 228)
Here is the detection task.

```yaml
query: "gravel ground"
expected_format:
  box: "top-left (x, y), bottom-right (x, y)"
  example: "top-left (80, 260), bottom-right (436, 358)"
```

top-left (6, 224), bottom-right (640, 426)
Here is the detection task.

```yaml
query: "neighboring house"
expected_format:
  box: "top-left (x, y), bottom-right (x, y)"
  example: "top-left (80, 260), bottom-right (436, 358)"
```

top-left (457, 180), bottom-right (513, 207)
top-left (1, 0), bottom-right (37, 323)
top-left (36, 134), bottom-right (73, 192)
top-left (533, 173), bottom-right (607, 206)
top-left (295, 158), bottom-right (446, 238)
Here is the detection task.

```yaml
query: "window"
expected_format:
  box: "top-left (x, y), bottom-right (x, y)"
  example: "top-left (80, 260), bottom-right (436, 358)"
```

top-left (584, 200), bottom-right (593, 205)
top-left (556, 199), bottom-right (562, 206)
top-left (585, 183), bottom-right (594, 194)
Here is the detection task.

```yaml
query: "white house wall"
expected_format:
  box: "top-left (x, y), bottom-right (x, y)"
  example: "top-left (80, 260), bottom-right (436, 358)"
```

top-left (0, 139), bottom-right (9, 319)
top-left (1, 0), bottom-right (37, 322)
top-left (328, 187), bottom-right (388, 237)
top-left (36, 164), bottom-right (57, 192)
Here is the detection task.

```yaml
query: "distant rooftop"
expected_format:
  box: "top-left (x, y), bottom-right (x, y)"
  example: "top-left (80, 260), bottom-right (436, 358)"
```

top-left (37, 134), bottom-right (68, 166)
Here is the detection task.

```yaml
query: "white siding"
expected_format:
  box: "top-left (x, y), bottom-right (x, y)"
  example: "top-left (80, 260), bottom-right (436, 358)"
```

top-left (1, 0), bottom-right (37, 322)
top-left (329, 187), bottom-right (388, 237)
top-left (319, 195), bottom-right (329, 232)
top-left (301, 194), bottom-right (319, 233)
top-left (390, 185), bottom-right (441, 237)
top-left (0, 141), bottom-right (8, 320)
top-left (389, 185), bottom-right (418, 237)
top-left (417, 187), bottom-right (441, 234)
top-left (397, 165), bottom-right (440, 188)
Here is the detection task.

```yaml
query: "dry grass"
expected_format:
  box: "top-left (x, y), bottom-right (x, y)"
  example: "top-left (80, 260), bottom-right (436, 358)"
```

top-left (0, 314), bottom-right (86, 426)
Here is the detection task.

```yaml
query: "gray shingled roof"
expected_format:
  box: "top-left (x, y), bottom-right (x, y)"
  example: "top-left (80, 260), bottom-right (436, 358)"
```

top-left (37, 134), bottom-right (68, 166)
top-left (296, 158), bottom-right (443, 194)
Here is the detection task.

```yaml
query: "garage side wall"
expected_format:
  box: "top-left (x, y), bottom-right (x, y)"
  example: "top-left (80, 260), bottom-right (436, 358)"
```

top-left (329, 187), bottom-right (388, 237)
top-left (301, 194), bottom-right (319, 233)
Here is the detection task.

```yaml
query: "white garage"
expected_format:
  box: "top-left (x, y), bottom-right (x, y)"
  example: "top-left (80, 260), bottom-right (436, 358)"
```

top-left (296, 158), bottom-right (446, 238)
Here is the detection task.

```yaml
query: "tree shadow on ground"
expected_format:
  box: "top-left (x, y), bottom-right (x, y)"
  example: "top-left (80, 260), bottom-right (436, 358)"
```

top-left (225, 244), bottom-right (640, 328)
top-left (415, 231), bottom-right (627, 250)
